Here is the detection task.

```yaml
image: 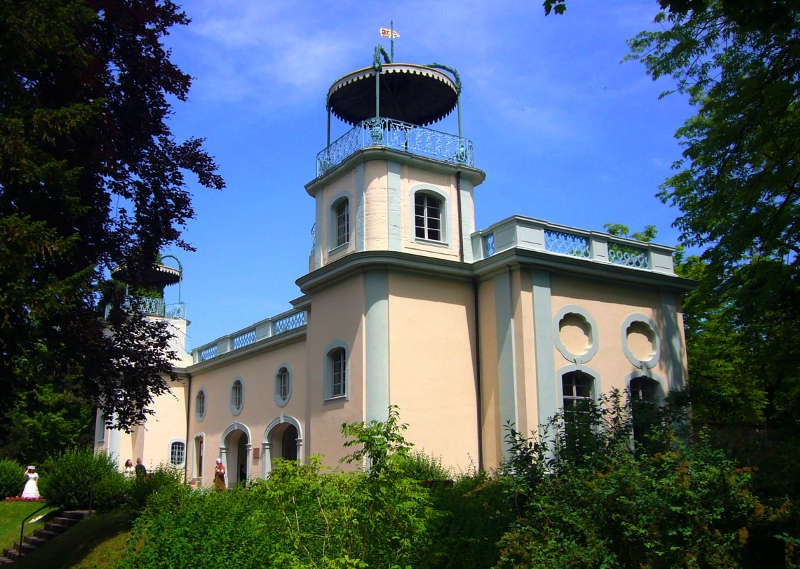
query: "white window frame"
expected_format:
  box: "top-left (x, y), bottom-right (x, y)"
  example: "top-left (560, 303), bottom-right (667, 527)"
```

top-left (168, 439), bottom-right (186, 468)
top-left (556, 364), bottom-right (602, 412)
top-left (328, 192), bottom-right (352, 252)
top-left (195, 387), bottom-right (207, 421)
top-left (230, 376), bottom-right (245, 416)
top-left (409, 185), bottom-right (449, 245)
top-left (274, 364), bottom-right (292, 407)
top-left (323, 342), bottom-right (349, 401)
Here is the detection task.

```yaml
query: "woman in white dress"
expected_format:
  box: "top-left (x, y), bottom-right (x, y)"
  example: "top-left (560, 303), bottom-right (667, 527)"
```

top-left (21, 466), bottom-right (39, 499)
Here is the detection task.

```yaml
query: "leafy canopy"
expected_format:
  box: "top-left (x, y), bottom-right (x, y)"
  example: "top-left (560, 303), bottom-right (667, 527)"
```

top-left (0, 0), bottom-right (224, 440)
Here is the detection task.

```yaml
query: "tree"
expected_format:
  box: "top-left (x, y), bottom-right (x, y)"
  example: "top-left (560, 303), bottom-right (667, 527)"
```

top-left (0, 0), bottom-right (224, 448)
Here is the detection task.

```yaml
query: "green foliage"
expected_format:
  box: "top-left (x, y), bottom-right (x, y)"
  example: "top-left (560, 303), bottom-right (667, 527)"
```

top-left (420, 472), bottom-right (516, 569)
top-left (0, 458), bottom-right (25, 498)
top-left (495, 395), bottom-right (766, 569)
top-left (395, 450), bottom-right (452, 481)
top-left (0, 0), bottom-right (224, 441)
top-left (121, 409), bottom-right (437, 569)
top-left (39, 448), bottom-right (125, 510)
top-left (125, 464), bottom-right (184, 511)
top-left (340, 405), bottom-right (412, 475)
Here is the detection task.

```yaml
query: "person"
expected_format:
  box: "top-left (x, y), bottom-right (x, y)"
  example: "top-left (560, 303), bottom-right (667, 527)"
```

top-left (21, 466), bottom-right (39, 499)
top-left (213, 458), bottom-right (226, 491)
top-left (135, 457), bottom-right (147, 479)
top-left (123, 459), bottom-right (135, 479)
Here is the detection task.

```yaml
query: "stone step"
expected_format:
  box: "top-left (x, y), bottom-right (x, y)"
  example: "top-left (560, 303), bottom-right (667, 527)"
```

top-left (34, 528), bottom-right (59, 539)
top-left (2, 548), bottom-right (21, 560)
top-left (14, 541), bottom-right (36, 554)
top-left (62, 509), bottom-right (93, 519)
top-left (44, 521), bottom-right (68, 533)
top-left (51, 516), bottom-right (79, 528)
top-left (23, 534), bottom-right (47, 547)
top-left (0, 555), bottom-right (14, 564)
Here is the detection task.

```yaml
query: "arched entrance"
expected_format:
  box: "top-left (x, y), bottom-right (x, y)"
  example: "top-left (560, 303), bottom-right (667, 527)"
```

top-left (262, 416), bottom-right (303, 477)
top-left (221, 422), bottom-right (252, 487)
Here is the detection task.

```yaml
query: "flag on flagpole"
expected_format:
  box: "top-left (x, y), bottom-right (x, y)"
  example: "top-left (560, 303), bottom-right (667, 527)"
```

top-left (380, 27), bottom-right (400, 38)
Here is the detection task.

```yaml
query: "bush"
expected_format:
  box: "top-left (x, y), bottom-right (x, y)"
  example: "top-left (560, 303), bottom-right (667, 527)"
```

top-left (126, 464), bottom-right (184, 510)
top-left (396, 450), bottom-right (451, 481)
top-left (0, 458), bottom-right (25, 498)
top-left (39, 448), bottom-right (125, 510)
top-left (494, 392), bottom-right (766, 569)
top-left (121, 408), bottom-right (438, 569)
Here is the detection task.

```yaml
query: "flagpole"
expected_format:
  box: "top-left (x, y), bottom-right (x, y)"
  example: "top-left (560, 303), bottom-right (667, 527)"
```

top-left (390, 19), bottom-right (394, 61)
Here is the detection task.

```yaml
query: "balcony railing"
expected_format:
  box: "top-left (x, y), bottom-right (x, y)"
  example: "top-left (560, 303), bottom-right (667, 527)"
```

top-left (471, 216), bottom-right (677, 275)
top-left (104, 296), bottom-right (186, 320)
top-left (316, 117), bottom-right (474, 176)
top-left (191, 308), bottom-right (308, 364)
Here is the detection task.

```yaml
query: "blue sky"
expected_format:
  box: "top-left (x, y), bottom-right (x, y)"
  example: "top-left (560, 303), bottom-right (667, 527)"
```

top-left (159, 0), bottom-right (696, 350)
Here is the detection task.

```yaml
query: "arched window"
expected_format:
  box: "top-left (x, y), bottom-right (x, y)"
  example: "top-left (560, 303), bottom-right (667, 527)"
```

top-left (195, 389), bottom-right (206, 420)
top-left (326, 347), bottom-right (347, 400)
top-left (414, 192), bottom-right (442, 241)
top-left (169, 440), bottom-right (185, 467)
top-left (275, 366), bottom-right (292, 407)
top-left (332, 197), bottom-right (350, 248)
top-left (562, 370), bottom-right (594, 412)
top-left (630, 376), bottom-right (659, 443)
top-left (230, 377), bottom-right (244, 415)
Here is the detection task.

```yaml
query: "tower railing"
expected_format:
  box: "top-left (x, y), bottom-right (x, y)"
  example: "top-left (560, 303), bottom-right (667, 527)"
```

top-left (103, 296), bottom-right (186, 320)
top-left (316, 117), bottom-right (473, 176)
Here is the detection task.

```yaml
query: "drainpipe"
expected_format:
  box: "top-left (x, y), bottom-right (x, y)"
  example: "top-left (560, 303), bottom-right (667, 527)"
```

top-left (456, 172), bottom-right (464, 263)
top-left (184, 373), bottom-right (192, 484)
top-left (473, 279), bottom-right (484, 471)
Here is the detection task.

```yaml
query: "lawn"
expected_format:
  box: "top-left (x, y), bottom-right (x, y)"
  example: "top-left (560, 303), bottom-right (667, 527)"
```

top-left (13, 510), bottom-right (132, 569)
top-left (0, 500), bottom-right (56, 552)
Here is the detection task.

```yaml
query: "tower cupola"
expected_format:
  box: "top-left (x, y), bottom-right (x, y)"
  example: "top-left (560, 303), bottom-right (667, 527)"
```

top-left (308, 42), bottom-right (485, 271)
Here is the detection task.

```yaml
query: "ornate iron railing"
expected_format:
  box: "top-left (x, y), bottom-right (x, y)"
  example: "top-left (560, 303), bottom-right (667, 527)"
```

top-left (316, 117), bottom-right (473, 176)
top-left (193, 308), bottom-right (308, 363)
top-left (105, 297), bottom-right (186, 319)
top-left (545, 230), bottom-right (591, 258)
top-left (608, 243), bottom-right (650, 269)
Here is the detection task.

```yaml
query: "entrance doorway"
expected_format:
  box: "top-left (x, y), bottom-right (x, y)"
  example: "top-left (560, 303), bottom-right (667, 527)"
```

top-left (223, 428), bottom-right (249, 487)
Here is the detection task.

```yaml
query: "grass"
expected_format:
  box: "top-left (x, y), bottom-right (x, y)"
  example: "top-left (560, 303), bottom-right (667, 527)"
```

top-left (0, 501), bottom-right (56, 552)
top-left (13, 509), bottom-right (133, 569)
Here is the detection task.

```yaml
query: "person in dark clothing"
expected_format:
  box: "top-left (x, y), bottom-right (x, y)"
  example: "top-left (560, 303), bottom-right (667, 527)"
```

top-left (135, 457), bottom-right (147, 479)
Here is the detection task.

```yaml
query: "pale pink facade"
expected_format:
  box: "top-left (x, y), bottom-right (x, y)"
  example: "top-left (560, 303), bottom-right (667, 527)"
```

top-left (95, 145), bottom-right (691, 483)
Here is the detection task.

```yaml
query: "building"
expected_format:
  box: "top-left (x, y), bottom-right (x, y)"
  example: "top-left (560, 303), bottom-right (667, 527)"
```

top-left (95, 50), bottom-right (690, 487)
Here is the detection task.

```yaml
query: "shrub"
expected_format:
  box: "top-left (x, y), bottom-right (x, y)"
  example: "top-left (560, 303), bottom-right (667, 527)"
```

top-left (39, 448), bottom-right (125, 510)
top-left (0, 458), bottom-right (25, 498)
top-left (126, 465), bottom-right (184, 511)
top-left (121, 408), bottom-right (438, 569)
top-left (396, 450), bottom-right (452, 481)
top-left (495, 392), bottom-right (766, 569)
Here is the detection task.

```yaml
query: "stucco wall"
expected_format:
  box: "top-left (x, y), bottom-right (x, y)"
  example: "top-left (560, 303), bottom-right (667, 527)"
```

top-left (304, 273), bottom-right (366, 468)
top-left (387, 272), bottom-right (478, 472)
top-left (186, 338), bottom-right (307, 486)
top-left (549, 273), bottom-right (687, 401)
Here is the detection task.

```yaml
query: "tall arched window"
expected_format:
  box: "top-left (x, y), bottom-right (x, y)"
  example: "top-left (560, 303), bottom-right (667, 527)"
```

top-left (195, 389), bottom-right (206, 420)
top-left (630, 376), bottom-right (659, 444)
top-left (562, 370), bottom-right (594, 412)
top-left (327, 347), bottom-right (347, 399)
top-left (230, 377), bottom-right (244, 415)
top-left (332, 197), bottom-right (350, 248)
top-left (414, 193), bottom-right (442, 241)
top-left (275, 366), bottom-right (292, 407)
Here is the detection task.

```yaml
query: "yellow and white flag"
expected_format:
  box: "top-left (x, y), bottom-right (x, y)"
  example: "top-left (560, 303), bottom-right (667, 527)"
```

top-left (380, 27), bottom-right (399, 39)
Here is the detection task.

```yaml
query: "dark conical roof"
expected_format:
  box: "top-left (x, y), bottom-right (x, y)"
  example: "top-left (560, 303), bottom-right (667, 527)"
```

top-left (327, 63), bottom-right (458, 126)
